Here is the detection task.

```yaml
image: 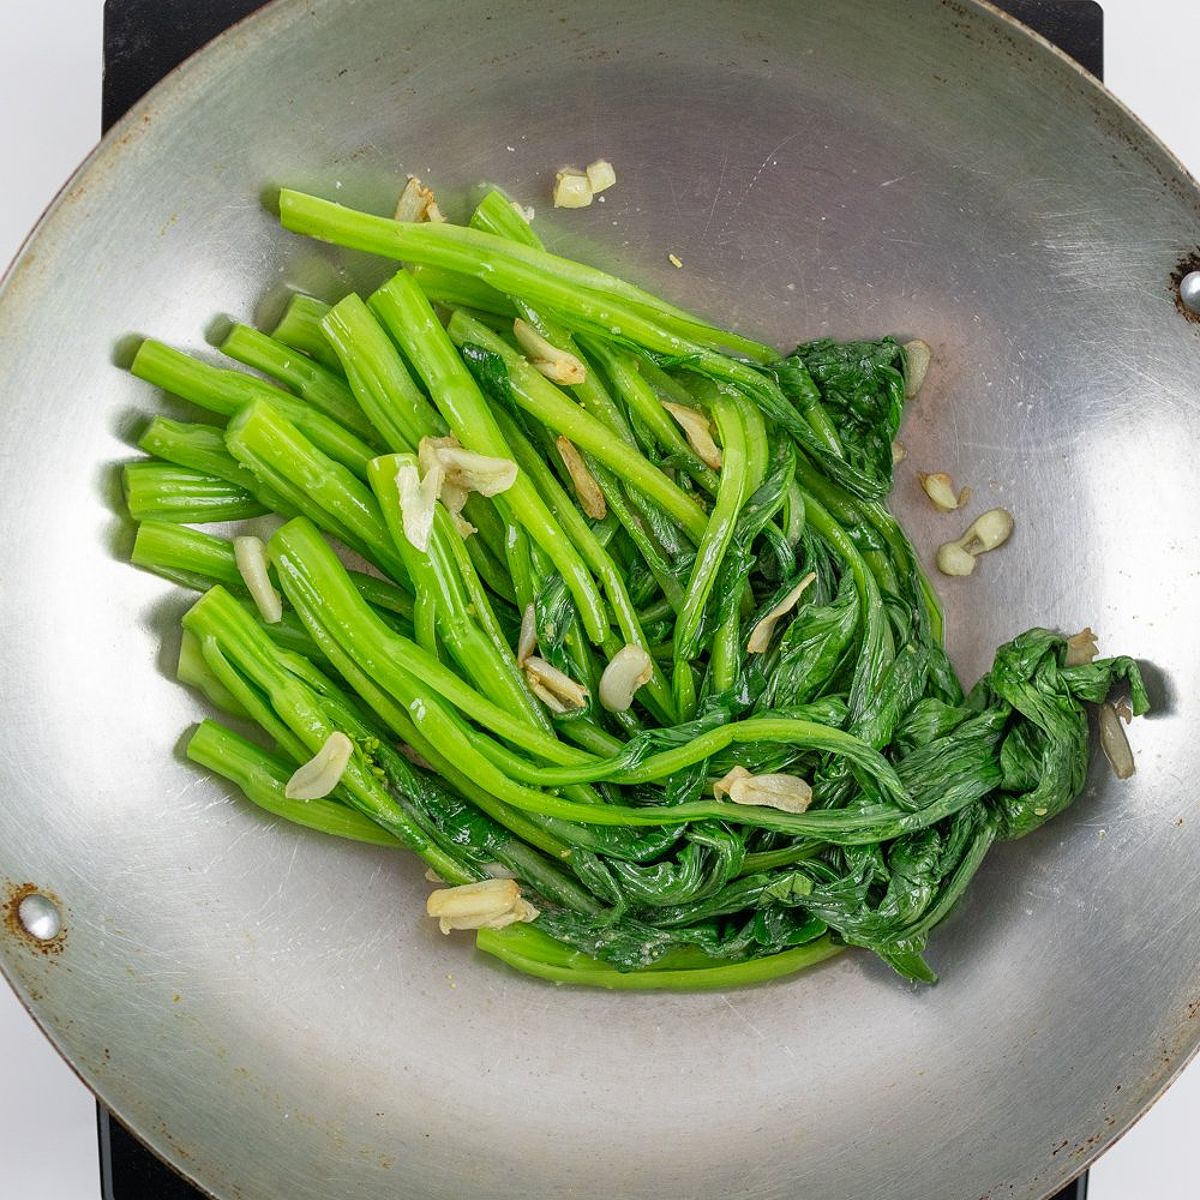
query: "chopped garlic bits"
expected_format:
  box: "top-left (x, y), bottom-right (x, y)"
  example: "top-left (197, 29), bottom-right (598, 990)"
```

top-left (233, 534), bottom-right (283, 624)
top-left (426, 878), bottom-right (539, 934)
top-left (553, 168), bottom-right (593, 209)
top-left (662, 401), bottom-right (722, 470)
top-left (903, 339), bottom-right (932, 398)
top-left (397, 437), bottom-right (519, 551)
top-left (747, 572), bottom-right (816, 653)
top-left (715, 765), bottom-right (813, 814)
top-left (524, 655), bottom-right (589, 714)
top-left (598, 644), bottom-right (654, 713)
top-left (513, 319), bottom-right (587, 385)
top-left (935, 508), bottom-right (1015, 577)
top-left (556, 436), bottom-right (606, 519)
top-left (891, 440), bottom-right (907, 465)
top-left (585, 159), bottom-right (617, 193)
top-left (394, 175), bottom-right (444, 223)
top-left (554, 160), bottom-right (617, 209)
top-left (285, 731), bottom-right (354, 800)
top-left (1065, 627), bottom-right (1099, 667)
top-left (918, 471), bottom-right (971, 513)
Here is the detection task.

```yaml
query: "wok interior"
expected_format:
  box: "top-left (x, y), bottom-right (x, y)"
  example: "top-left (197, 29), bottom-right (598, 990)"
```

top-left (0, 2), bottom-right (1196, 1197)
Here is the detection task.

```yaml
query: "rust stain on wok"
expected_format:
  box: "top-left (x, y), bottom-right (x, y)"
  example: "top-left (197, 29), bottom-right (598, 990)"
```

top-left (1170, 251), bottom-right (1200, 325)
top-left (2, 880), bottom-right (67, 956)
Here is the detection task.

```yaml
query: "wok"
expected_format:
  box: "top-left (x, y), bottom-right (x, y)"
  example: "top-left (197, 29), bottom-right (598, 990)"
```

top-left (1, 1), bottom-right (1197, 1197)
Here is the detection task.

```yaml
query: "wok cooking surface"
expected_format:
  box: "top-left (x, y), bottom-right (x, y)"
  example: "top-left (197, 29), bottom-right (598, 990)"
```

top-left (3, 2), bottom-right (1197, 1199)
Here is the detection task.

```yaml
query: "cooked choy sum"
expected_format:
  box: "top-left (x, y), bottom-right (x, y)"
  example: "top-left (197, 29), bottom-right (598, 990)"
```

top-left (119, 181), bottom-right (1148, 990)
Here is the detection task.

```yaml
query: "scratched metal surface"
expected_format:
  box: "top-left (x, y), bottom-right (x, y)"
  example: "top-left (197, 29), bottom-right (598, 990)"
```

top-left (0, 1), bottom-right (1197, 1197)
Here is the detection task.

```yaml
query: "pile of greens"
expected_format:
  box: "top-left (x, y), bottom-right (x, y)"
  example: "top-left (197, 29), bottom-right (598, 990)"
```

top-left (121, 184), bottom-right (1146, 989)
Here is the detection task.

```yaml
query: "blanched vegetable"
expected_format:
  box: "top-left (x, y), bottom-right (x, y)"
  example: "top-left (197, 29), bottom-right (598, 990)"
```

top-left (119, 181), bottom-right (1148, 990)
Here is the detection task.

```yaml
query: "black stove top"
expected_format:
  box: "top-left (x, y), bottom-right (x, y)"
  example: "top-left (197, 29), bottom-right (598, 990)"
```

top-left (97, 1), bottom-right (1101, 1196)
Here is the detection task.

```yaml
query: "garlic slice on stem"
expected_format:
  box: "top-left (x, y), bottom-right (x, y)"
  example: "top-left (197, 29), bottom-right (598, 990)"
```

top-left (598, 644), bottom-right (654, 712)
top-left (233, 534), bottom-right (283, 623)
top-left (514, 319), bottom-right (587, 385)
top-left (662, 401), bottom-right (722, 470)
top-left (285, 731), bottom-right (354, 800)
top-left (556, 436), bottom-right (606, 519)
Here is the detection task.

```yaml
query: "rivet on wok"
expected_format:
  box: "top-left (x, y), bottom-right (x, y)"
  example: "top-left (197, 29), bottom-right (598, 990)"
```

top-left (1179, 271), bottom-right (1200, 315)
top-left (17, 893), bottom-right (62, 941)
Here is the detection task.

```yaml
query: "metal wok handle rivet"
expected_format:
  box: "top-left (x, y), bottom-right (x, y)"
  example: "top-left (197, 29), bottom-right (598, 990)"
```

top-left (1179, 271), bottom-right (1200, 315)
top-left (17, 892), bottom-right (62, 941)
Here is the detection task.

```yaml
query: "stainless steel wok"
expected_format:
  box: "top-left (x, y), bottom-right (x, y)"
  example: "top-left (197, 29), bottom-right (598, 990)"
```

top-left (1, 2), bottom-right (1197, 1197)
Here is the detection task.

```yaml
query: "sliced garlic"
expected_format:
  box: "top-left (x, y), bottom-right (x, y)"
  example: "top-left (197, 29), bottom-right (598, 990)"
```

top-left (426, 878), bottom-right (539, 934)
top-left (395, 461), bottom-right (442, 552)
top-left (891, 440), bottom-right (907, 465)
top-left (598, 644), bottom-right (654, 713)
top-left (935, 508), bottom-right (1014, 577)
top-left (662, 401), bottom-right (722, 470)
top-left (233, 534), bottom-right (283, 624)
top-left (903, 339), bottom-right (932, 398)
top-left (935, 541), bottom-right (978, 577)
top-left (285, 731), bottom-right (354, 800)
top-left (394, 175), bottom-right (445, 223)
top-left (668, 253), bottom-right (683, 269)
top-left (918, 471), bottom-right (970, 513)
top-left (960, 508), bottom-right (1014, 553)
top-left (553, 168), bottom-right (593, 208)
top-left (523, 655), bottom-right (588, 713)
top-left (1098, 702), bottom-right (1136, 780)
top-left (556, 436), bottom-right (606, 519)
top-left (713, 765), bottom-right (753, 800)
top-left (585, 159), bottom-right (617, 193)
top-left (440, 479), bottom-right (476, 537)
top-left (517, 603), bottom-right (537, 666)
top-left (723, 769), bottom-right (814, 814)
top-left (417, 434), bottom-right (515, 531)
top-left (1065, 627), bottom-right (1099, 667)
top-left (418, 434), bottom-right (460, 476)
top-left (747, 572), bottom-right (817, 654)
top-left (434, 445), bottom-right (518, 498)
top-left (513, 318), bottom-right (587, 385)
top-left (394, 175), bottom-right (431, 223)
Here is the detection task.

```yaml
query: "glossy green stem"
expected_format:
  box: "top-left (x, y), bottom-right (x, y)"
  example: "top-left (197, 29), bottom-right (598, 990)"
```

top-left (448, 312), bottom-right (709, 543)
top-left (224, 399), bottom-right (410, 585)
top-left (187, 718), bottom-right (406, 847)
top-left (269, 293), bottom-right (341, 370)
top-left (279, 189), bottom-right (776, 363)
top-left (477, 925), bottom-right (842, 990)
top-left (122, 461), bottom-right (266, 523)
top-left (219, 321), bottom-right (376, 441)
top-left (131, 338), bottom-right (376, 478)
top-left (320, 292), bottom-right (446, 451)
top-left (368, 269), bottom-right (609, 642)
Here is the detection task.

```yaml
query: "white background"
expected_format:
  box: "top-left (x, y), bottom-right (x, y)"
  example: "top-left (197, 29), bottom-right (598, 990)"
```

top-left (0, 1), bottom-right (1197, 1196)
